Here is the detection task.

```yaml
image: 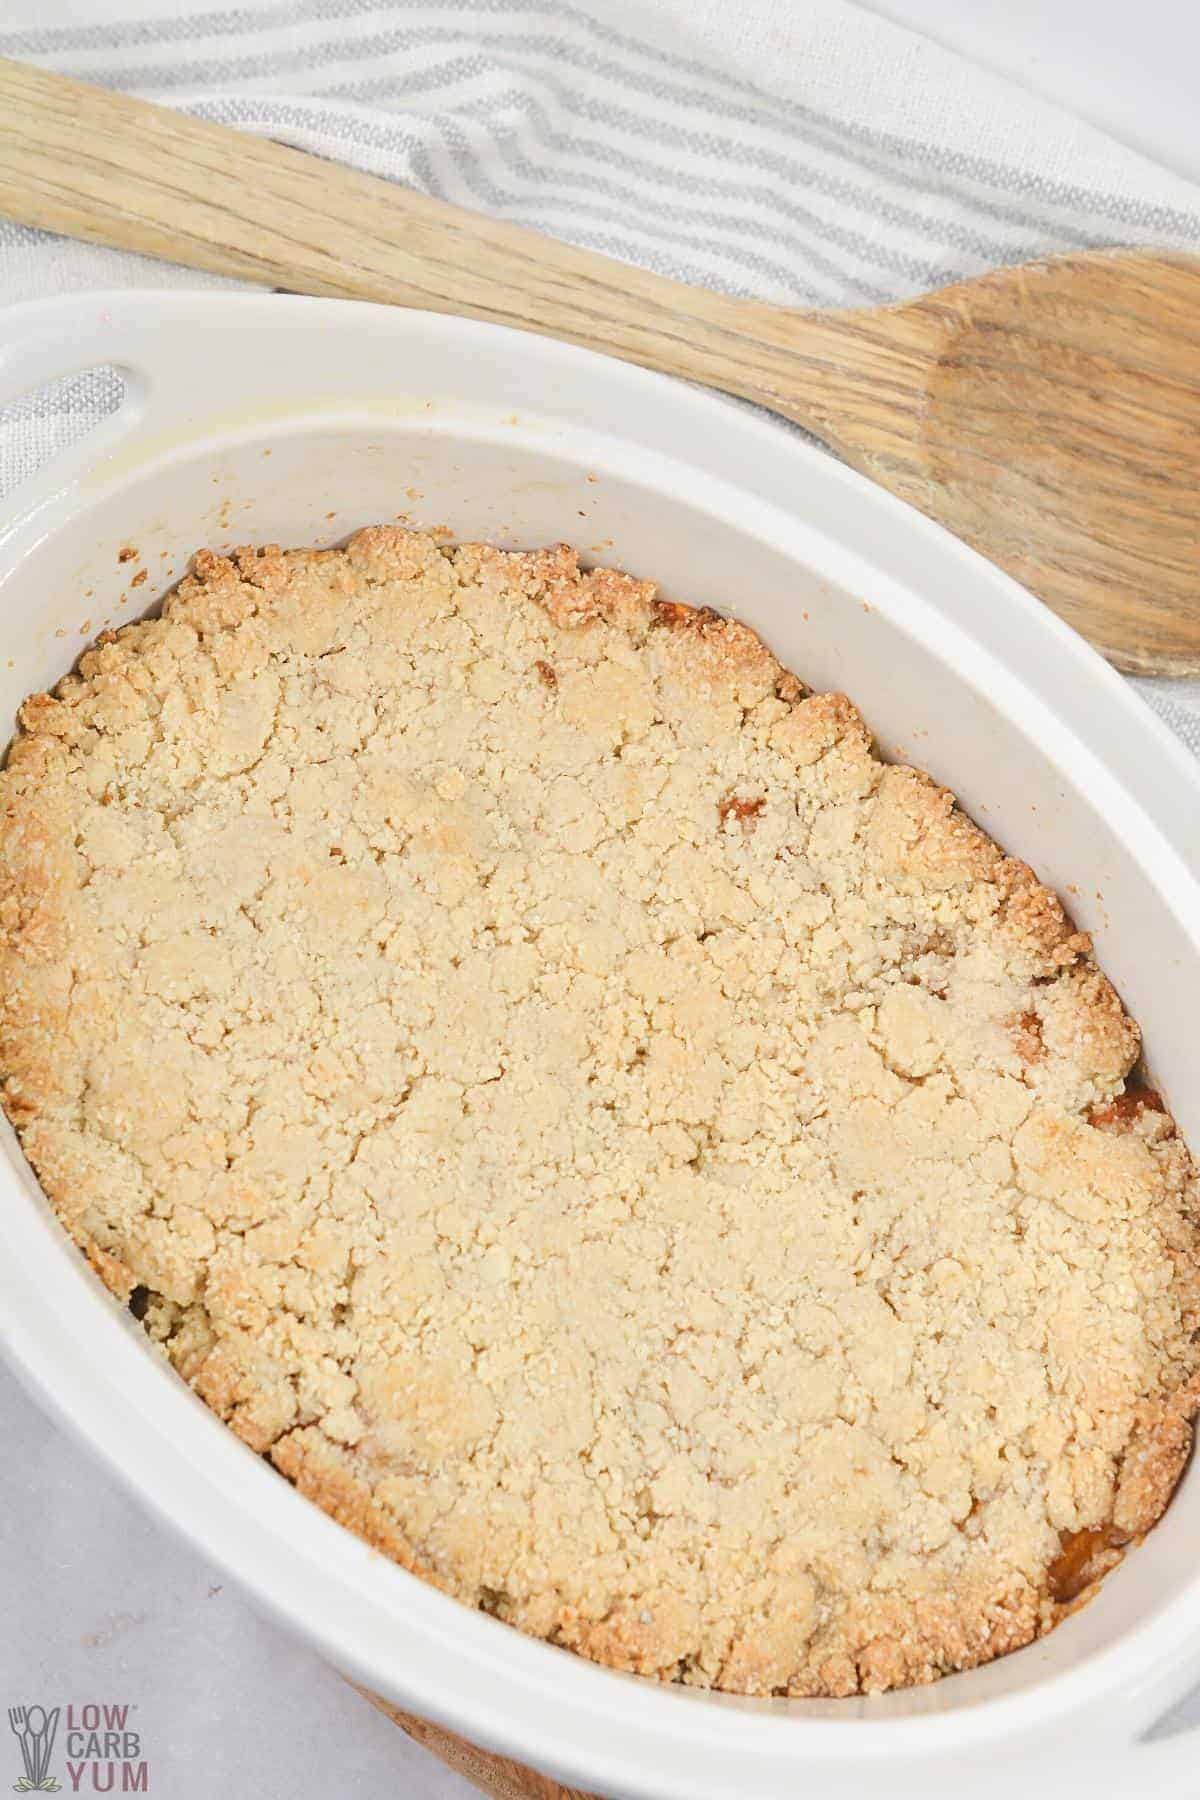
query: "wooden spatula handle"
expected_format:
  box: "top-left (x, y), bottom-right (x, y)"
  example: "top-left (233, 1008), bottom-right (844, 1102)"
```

top-left (6, 58), bottom-right (1199, 677)
top-left (0, 57), bottom-right (789, 402)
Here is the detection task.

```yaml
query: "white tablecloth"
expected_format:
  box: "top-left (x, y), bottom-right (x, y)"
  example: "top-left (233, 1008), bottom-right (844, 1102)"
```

top-left (2, 1), bottom-right (1199, 1791)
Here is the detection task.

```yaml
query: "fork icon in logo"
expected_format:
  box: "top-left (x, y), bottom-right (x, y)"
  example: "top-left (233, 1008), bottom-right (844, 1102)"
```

top-left (7, 1707), bottom-right (61, 1793)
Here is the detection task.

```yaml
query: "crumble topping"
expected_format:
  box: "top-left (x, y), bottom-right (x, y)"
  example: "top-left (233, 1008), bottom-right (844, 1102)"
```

top-left (2, 525), bottom-right (1197, 1696)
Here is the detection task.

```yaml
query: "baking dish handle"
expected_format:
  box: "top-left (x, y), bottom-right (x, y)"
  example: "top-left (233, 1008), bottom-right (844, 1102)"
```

top-left (1, 299), bottom-right (128, 411)
top-left (874, 1731), bottom-right (1200, 1799)
top-left (0, 294), bottom-right (156, 514)
top-left (1069, 1676), bottom-right (1200, 1795)
top-left (0, 290), bottom-right (275, 524)
top-left (953, 1732), bottom-right (1200, 1798)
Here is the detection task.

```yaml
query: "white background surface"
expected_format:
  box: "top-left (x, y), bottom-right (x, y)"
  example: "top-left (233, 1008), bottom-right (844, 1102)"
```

top-left (861, 0), bottom-right (1200, 184)
top-left (3, 4), bottom-right (1199, 1796)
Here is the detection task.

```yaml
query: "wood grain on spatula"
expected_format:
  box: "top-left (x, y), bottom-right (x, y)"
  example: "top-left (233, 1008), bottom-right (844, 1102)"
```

top-left (1, 59), bottom-right (1198, 672)
top-left (350, 1684), bottom-right (600, 1800)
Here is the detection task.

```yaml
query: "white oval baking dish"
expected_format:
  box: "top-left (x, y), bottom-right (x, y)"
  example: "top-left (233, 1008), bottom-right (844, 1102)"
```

top-left (1, 291), bottom-right (1200, 1800)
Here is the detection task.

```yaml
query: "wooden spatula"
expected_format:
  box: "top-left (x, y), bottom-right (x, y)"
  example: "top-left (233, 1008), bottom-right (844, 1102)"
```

top-left (0, 57), bottom-right (1198, 676)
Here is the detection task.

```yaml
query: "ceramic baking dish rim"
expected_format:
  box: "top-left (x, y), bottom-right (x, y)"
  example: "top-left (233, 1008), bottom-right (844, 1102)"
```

top-left (1, 291), bottom-right (1199, 1799)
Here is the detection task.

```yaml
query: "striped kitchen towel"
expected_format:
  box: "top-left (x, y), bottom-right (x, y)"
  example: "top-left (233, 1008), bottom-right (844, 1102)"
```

top-left (2, 0), bottom-right (1200, 741)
